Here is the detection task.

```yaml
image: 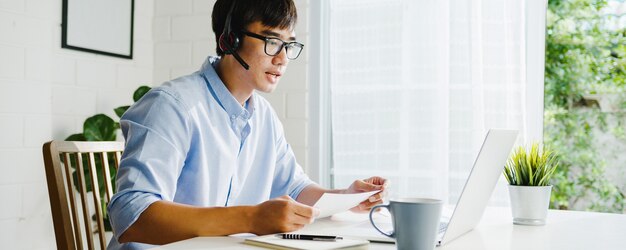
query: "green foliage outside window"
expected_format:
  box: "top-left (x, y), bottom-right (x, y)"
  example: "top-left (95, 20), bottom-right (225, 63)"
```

top-left (544, 0), bottom-right (626, 212)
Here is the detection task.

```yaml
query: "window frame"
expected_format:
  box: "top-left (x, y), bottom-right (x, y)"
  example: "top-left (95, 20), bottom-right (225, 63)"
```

top-left (308, 0), bottom-right (333, 188)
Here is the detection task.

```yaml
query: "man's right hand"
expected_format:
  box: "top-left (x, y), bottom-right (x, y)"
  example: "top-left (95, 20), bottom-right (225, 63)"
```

top-left (118, 197), bottom-right (319, 245)
top-left (250, 195), bottom-right (319, 235)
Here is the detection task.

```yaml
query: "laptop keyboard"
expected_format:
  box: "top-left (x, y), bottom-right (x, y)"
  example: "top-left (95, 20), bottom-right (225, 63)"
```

top-left (359, 220), bottom-right (448, 234)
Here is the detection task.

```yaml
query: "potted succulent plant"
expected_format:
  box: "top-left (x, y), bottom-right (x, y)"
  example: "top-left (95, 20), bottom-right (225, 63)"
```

top-left (503, 142), bottom-right (559, 226)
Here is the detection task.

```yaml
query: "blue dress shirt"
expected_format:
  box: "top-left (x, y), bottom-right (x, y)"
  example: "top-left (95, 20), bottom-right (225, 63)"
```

top-left (107, 56), bottom-right (313, 250)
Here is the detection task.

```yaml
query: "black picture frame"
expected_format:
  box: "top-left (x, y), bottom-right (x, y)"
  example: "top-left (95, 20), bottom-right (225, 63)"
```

top-left (61, 0), bottom-right (134, 59)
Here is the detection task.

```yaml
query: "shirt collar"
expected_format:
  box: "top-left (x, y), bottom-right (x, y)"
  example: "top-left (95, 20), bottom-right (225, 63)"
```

top-left (200, 56), bottom-right (255, 120)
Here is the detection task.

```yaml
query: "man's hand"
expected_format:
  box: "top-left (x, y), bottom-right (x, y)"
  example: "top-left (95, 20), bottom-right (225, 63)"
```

top-left (344, 176), bottom-right (388, 213)
top-left (250, 195), bottom-right (320, 235)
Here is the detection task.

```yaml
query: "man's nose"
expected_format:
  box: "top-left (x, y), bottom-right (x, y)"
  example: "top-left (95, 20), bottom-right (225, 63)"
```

top-left (273, 47), bottom-right (289, 66)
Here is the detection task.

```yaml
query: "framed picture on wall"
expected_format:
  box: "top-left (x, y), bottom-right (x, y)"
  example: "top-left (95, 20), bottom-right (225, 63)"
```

top-left (61, 0), bottom-right (134, 59)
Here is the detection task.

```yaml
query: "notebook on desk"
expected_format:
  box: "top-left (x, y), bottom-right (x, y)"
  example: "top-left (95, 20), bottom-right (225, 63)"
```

top-left (243, 234), bottom-right (369, 250)
top-left (316, 129), bottom-right (519, 246)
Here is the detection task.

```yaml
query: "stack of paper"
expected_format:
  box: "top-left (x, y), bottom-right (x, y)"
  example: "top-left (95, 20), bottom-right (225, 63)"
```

top-left (243, 235), bottom-right (369, 250)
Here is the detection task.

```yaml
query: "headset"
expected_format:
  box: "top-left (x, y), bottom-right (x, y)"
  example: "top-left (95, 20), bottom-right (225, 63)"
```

top-left (219, 0), bottom-right (250, 70)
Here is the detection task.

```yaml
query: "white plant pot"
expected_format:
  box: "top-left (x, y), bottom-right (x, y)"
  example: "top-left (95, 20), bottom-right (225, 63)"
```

top-left (508, 185), bottom-right (552, 226)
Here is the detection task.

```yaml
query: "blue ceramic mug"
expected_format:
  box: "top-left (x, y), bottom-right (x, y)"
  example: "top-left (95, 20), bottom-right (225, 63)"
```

top-left (369, 198), bottom-right (443, 250)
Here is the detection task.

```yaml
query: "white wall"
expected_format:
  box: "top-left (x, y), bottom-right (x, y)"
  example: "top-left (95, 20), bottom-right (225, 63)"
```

top-left (152, 0), bottom-right (311, 172)
top-left (0, 0), bottom-right (311, 248)
top-left (0, 0), bottom-right (154, 249)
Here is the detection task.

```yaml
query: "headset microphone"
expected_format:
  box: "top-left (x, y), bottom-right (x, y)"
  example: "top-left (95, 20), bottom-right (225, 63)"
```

top-left (224, 42), bottom-right (249, 70)
top-left (219, 0), bottom-right (249, 70)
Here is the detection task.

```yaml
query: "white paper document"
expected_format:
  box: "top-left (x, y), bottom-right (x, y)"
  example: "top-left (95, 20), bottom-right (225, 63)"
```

top-left (244, 234), bottom-right (369, 250)
top-left (313, 190), bottom-right (380, 218)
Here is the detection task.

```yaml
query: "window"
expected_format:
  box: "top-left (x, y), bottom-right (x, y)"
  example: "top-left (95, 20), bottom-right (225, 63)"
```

top-left (312, 0), bottom-right (545, 205)
top-left (544, 0), bottom-right (626, 212)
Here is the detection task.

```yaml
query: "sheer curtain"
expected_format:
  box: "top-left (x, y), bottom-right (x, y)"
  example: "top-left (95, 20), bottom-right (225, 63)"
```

top-left (325, 0), bottom-right (545, 205)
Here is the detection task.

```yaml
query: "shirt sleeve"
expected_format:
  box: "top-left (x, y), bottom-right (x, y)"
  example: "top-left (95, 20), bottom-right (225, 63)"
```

top-left (269, 112), bottom-right (314, 200)
top-left (107, 88), bottom-right (191, 240)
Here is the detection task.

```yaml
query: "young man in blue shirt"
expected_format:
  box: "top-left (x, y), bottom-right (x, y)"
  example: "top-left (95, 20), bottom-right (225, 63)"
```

top-left (107, 0), bottom-right (387, 249)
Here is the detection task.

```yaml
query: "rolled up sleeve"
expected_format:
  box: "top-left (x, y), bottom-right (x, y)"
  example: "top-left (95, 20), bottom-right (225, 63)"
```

top-left (269, 113), bottom-right (314, 200)
top-left (107, 88), bottom-right (191, 240)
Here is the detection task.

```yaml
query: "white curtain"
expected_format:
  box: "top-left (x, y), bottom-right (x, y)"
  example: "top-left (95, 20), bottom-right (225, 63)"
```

top-left (327, 0), bottom-right (545, 205)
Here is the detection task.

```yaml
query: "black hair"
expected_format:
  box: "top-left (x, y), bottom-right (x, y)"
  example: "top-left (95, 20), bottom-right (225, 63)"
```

top-left (212, 0), bottom-right (298, 56)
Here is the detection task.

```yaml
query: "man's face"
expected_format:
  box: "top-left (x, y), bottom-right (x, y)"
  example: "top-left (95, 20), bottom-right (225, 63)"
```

top-left (235, 21), bottom-right (297, 93)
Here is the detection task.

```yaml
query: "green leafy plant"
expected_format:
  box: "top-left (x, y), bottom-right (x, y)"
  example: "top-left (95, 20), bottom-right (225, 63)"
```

top-left (503, 143), bottom-right (559, 186)
top-left (64, 85), bottom-right (151, 231)
top-left (544, 0), bottom-right (626, 212)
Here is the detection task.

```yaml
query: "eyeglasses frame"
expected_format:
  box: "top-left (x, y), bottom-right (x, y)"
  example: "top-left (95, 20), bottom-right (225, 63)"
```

top-left (240, 30), bottom-right (304, 60)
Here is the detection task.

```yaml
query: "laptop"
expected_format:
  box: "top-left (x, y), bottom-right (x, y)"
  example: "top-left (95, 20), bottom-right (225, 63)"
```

top-left (322, 129), bottom-right (518, 246)
top-left (436, 129), bottom-right (517, 245)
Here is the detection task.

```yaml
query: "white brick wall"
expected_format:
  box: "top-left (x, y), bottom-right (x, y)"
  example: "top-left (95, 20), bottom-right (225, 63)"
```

top-left (153, 0), bottom-right (311, 171)
top-left (0, 45), bottom-right (25, 79)
top-left (155, 0), bottom-right (193, 16)
top-left (0, 0), bottom-right (312, 248)
top-left (0, 0), bottom-right (154, 249)
top-left (0, 184), bottom-right (22, 220)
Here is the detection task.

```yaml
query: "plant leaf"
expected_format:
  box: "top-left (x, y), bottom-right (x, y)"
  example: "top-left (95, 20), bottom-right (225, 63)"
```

top-left (83, 114), bottom-right (117, 141)
top-left (65, 133), bottom-right (86, 141)
top-left (503, 143), bottom-right (559, 186)
top-left (114, 106), bottom-right (130, 118)
top-left (133, 86), bottom-right (151, 102)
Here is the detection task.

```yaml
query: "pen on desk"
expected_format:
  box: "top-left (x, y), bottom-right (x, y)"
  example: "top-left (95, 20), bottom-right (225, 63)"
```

top-left (277, 233), bottom-right (343, 241)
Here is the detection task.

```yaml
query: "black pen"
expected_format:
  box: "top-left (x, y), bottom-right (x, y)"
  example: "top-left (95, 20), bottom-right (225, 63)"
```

top-left (277, 233), bottom-right (343, 241)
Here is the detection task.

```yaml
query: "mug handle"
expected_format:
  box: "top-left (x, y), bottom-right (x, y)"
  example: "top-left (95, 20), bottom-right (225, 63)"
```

top-left (369, 204), bottom-right (394, 238)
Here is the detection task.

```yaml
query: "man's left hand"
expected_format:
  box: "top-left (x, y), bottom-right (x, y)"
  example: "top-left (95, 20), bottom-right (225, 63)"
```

top-left (344, 176), bottom-right (388, 213)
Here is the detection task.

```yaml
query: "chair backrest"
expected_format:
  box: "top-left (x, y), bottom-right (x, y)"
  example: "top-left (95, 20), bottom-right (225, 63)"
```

top-left (43, 140), bottom-right (124, 250)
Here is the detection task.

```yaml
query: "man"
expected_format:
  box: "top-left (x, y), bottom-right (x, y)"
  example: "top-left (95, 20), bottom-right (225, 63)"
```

top-left (107, 0), bottom-right (387, 249)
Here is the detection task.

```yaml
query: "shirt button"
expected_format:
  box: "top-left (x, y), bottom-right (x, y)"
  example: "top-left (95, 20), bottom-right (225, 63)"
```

top-left (231, 115), bottom-right (236, 120)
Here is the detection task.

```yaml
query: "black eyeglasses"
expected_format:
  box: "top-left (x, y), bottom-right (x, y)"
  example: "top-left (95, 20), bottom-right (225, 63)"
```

top-left (241, 30), bottom-right (304, 60)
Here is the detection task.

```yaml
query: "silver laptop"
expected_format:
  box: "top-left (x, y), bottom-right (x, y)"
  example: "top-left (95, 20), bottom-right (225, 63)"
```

top-left (436, 129), bottom-right (517, 245)
top-left (324, 129), bottom-right (518, 246)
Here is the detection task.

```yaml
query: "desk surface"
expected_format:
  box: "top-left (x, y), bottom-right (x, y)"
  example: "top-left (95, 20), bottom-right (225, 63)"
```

top-left (153, 207), bottom-right (626, 250)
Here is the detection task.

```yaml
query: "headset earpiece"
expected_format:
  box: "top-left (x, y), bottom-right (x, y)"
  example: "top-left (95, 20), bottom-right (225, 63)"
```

top-left (219, 31), bottom-right (239, 55)
top-left (220, 0), bottom-right (249, 70)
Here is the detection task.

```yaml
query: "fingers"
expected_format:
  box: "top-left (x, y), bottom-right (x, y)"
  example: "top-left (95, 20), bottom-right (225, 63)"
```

top-left (361, 196), bottom-right (384, 209)
top-left (257, 197), bottom-right (318, 233)
top-left (350, 197), bottom-right (385, 213)
top-left (352, 179), bottom-right (384, 192)
top-left (276, 195), bottom-right (292, 201)
top-left (346, 176), bottom-right (390, 213)
top-left (367, 190), bottom-right (387, 202)
top-left (276, 196), bottom-right (318, 225)
top-left (362, 194), bottom-right (385, 211)
top-left (286, 207), bottom-right (317, 228)
top-left (364, 176), bottom-right (388, 186)
top-left (291, 201), bottom-right (320, 219)
top-left (364, 176), bottom-right (389, 189)
top-left (274, 195), bottom-right (319, 218)
top-left (284, 223), bottom-right (306, 232)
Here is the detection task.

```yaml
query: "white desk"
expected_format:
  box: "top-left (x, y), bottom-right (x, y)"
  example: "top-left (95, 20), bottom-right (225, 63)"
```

top-left (153, 207), bottom-right (626, 250)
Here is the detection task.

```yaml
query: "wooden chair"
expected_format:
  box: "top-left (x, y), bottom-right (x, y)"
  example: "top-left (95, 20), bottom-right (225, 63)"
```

top-left (43, 140), bottom-right (124, 250)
